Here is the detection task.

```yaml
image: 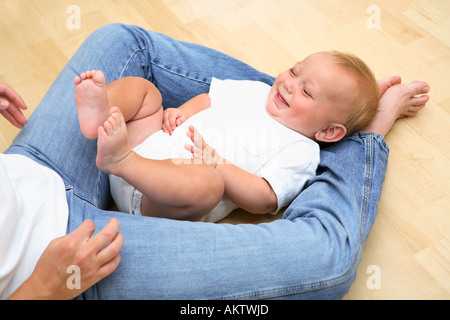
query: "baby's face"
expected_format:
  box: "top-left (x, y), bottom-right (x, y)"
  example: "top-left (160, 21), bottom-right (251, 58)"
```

top-left (266, 52), bottom-right (358, 140)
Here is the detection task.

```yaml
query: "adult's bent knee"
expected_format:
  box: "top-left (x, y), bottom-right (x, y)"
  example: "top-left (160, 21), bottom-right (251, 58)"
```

top-left (85, 23), bottom-right (144, 48)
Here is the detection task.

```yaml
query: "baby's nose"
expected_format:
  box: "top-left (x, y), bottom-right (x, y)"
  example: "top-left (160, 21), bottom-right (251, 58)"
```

top-left (284, 79), bottom-right (296, 94)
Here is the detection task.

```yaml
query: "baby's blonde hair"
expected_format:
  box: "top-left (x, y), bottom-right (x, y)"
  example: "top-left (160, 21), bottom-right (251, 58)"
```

top-left (329, 51), bottom-right (380, 137)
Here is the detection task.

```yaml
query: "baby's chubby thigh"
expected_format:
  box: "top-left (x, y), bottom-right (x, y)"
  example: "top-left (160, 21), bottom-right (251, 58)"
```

top-left (126, 106), bottom-right (164, 149)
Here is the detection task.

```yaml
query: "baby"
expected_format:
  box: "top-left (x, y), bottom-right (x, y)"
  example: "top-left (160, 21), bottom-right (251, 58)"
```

top-left (75, 51), bottom-right (380, 222)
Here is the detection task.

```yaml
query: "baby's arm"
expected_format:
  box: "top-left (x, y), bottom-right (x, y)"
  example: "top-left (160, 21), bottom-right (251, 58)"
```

top-left (186, 126), bottom-right (278, 214)
top-left (217, 162), bottom-right (278, 214)
top-left (163, 93), bottom-right (211, 134)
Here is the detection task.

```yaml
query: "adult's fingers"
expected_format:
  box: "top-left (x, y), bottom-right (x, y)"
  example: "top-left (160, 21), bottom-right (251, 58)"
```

top-left (70, 219), bottom-right (97, 240)
top-left (96, 231), bottom-right (124, 271)
top-left (96, 253), bottom-right (122, 280)
top-left (89, 218), bottom-right (121, 253)
top-left (0, 84), bottom-right (27, 110)
top-left (0, 109), bottom-right (25, 128)
top-left (0, 102), bottom-right (28, 128)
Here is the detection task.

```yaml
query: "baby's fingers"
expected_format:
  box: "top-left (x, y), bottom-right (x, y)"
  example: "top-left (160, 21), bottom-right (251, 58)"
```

top-left (168, 114), bottom-right (178, 130)
top-left (164, 110), bottom-right (182, 135)
top-left (162, 122), bottom-right (170, 134)
top-left (184, 143), bottom-right (198, 157)
top-left (184, 143), bottom-right (203, 160)
top-left (162, 114), bottom-right (172, 134)
top-left (186, 126), bottom-right (204, 147)
top-left (186, 125), bottom-right (194, 140)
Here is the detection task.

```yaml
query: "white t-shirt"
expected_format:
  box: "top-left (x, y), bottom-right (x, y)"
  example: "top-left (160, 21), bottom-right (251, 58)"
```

top-left (0, 154), bottom-right (68, 299)
top-left (111, 78), bottom-right (320, 222)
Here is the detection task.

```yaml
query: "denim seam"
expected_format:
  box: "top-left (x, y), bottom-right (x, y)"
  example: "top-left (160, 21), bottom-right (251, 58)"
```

top-left (350, 133), bottom-right (373, 276)
top-left (117, 47), bottom-right (212, 86)
top-left (117, 47), bottom-right (148, 79)
top-left (216, 274), bottom-right (355, 300)
top-left (215, 270), bottom-right (356, 300)
top-left (93, 169), bottom-right (104, 208)
top-left (150, 58), bottom-right (212, 85)
top-left (65, 184), bottom-right (99, 208)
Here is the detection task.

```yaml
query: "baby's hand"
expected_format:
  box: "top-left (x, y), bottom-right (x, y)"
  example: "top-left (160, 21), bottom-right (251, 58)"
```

top-left (163, 108), bottom-right (185, 135)
top-left (185, 126), bottom-right (222, 168)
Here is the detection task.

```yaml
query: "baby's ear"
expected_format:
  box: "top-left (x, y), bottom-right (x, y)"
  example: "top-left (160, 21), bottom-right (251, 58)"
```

top-left (314, 124), bottom-right (347, 143)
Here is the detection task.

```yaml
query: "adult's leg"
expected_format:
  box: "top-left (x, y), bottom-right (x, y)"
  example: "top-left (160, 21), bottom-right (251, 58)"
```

top-left (70, 131), bottom-right (388, 300)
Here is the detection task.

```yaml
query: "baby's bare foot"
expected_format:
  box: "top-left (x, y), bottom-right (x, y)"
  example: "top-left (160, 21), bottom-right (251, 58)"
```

top-left (363, 80), bottom-right (430, 136)
top-left (75, 70), bottom-right (110, 140)
top-left (96, 107), bottom-right (134, 174)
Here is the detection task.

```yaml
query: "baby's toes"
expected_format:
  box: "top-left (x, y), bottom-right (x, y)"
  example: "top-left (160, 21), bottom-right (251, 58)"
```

top-left (103, 119), bottom-right (115, 136)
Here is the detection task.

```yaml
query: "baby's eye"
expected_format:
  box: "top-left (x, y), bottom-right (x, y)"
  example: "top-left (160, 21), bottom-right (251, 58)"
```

top-left (290, 68), bottom-right (296, 76)
top-left (303, 88), bottom-right (312, 98)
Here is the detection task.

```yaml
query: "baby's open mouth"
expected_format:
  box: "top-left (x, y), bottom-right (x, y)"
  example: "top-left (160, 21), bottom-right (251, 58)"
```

top-left (275, 91), bottom-right (289, 108)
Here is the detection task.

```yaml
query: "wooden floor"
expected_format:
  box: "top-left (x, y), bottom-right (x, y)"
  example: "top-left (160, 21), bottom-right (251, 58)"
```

top-left (0, 0), bottom-right (448, 299)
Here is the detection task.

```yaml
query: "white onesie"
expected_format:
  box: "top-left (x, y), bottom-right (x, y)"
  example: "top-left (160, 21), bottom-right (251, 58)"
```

top-left (110, 78), bottom-right (320, 222)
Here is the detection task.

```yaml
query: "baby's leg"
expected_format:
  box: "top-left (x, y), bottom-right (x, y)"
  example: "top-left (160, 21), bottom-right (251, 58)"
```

top-left (364, 78), bottom-right (430, 136)
top-left (106, 76), bottom-right (164, 148)
top-left (75, 71), bottom-right (163, 146)
top-left (97, 108), bottom-right (224, 221)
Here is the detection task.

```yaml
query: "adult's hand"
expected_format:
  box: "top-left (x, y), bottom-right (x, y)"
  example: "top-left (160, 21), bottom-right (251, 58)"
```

top-left (0, 83), bottom-right (28, 128)
top-left (8, 218), bottom-right (123, 300)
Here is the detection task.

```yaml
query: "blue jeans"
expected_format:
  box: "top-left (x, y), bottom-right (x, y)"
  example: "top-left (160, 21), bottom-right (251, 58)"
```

top-left (6, 24), bottom-right (389, 299)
